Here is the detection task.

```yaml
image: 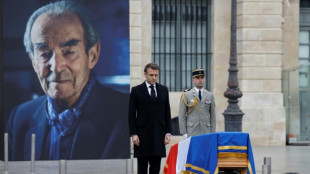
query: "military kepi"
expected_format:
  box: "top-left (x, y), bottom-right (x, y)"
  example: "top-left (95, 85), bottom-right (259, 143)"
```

top-left (192, 68), bottom-right (205, 78)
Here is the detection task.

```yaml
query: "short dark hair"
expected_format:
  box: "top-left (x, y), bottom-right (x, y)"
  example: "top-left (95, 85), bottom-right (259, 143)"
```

top-left (24, 1), bottom-right (100, 56)
top-left (144, 63), bottom-right (160, 73)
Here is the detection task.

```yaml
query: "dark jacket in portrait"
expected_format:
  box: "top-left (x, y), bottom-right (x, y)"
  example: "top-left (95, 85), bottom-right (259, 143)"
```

top-left (128, 82), bottom-right (172, 158)
top-left (7, 81), bottom-right (130, 160)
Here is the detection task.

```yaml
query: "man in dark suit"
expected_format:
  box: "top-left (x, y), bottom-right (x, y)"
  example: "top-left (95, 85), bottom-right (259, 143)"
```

top-left (6, 1), bottom-right (129, 160)
top-left (128, 63), bottom-right (172, 174)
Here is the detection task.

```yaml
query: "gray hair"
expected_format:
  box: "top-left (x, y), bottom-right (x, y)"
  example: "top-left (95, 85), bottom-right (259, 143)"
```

top-left (24, 1), bottom-right (100, 56)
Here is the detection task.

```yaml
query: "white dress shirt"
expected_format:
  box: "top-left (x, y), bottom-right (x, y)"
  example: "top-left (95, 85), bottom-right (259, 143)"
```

top-left (194, 87), bottom-right (204, 96)
top-left (145, 81), bottom-right (157, 97)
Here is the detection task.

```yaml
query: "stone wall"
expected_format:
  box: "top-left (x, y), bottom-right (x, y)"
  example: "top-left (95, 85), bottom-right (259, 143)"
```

top-left (130, 0), bottom-right (152, 87)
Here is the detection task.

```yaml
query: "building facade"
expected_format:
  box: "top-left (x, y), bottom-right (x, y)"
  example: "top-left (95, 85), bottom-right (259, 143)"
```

top-left (130, 0), bottom-right (308, 146)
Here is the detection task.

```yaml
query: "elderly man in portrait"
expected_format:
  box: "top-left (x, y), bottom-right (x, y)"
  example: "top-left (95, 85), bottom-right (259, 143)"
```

top-left (6, 1), bottom-right (129, 160)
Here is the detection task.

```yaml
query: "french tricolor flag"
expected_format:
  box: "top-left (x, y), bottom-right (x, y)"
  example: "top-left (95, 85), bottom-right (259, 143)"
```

top-left (163, 132), bottom-right (256, 174)
top-left (163, 137), bottom-right (191, 174)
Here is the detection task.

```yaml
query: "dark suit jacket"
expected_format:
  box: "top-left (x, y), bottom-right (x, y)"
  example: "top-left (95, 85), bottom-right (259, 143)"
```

top-left (128, 82), bottom-right (172, 158)
top-left (7, 81), bottom-right (130, 160)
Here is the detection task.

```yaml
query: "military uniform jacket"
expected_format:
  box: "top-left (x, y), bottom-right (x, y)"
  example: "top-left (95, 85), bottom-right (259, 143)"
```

top-left (178, 88), bottom-right (216, 137)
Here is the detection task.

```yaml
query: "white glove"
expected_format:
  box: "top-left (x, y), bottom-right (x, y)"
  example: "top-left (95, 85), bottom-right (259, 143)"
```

top-left (183, 134), bottom-right (188, 140)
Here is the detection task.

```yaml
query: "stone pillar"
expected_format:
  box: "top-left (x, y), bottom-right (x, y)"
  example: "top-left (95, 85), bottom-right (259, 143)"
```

top-left (130, 0), bottom-right (152, 87)
top-left (212, 0), bottom-right (232, 132)
top-left (237, 0), bottom-right (286, 145)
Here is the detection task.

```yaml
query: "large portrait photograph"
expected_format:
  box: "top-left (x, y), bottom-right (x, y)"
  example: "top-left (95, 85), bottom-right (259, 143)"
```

top-left (1, 0), bottom-right (130, 160)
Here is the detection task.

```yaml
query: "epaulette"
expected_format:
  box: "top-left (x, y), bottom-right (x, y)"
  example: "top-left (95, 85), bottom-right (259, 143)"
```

top-left (183, 89), bottom-right (189, 92)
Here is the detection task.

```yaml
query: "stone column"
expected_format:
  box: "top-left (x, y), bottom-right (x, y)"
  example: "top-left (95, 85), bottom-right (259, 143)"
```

top-left (212, 0), bottom-right (232, 132)
top-left (237, 0), bottom-right (286, 145)
top-left (130, 0), bottom-right (152, 87)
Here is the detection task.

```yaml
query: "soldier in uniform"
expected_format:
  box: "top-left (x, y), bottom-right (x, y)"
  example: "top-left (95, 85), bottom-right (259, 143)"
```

top-left (178, 69), bottom-right (216, 139)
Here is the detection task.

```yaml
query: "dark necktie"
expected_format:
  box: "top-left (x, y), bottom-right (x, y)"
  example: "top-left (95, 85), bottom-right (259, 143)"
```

top-left (199, 90), bottom-right (202, 101)
top-left (150, 85), bottom-right (156, 99)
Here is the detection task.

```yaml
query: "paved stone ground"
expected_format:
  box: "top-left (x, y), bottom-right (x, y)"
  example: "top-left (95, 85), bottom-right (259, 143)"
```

top-left (1, 136), bottom-right (310, 174)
